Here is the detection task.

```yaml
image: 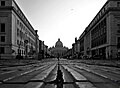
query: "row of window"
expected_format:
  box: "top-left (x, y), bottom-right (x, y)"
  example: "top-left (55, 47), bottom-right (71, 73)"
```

top-left (18, 49), bottom-right (26, 55)
top-left (91, 19), bottom-right (107, 48)
top-left (88, 2), bottom-right (107, 30)
top-left (17, 28), bottom-right (35, 47)
top-left (17, 28), bottom-right (25, 39)
top-left (92, 26), bottom-right (106, 40)
top-left (17, 19), bottom-right (35, 42)
top-left (17, 39), bottom-right (35, 54)
top-left (0, 19), bottom-right (5, 54)
top-left (17, 40), bottom-right (25, 47)
top-left (91, 18), bottom-right (106, 36)
top-left (91, 34), bottom-right (107, 48)
top-left (17, 39), bottom-right (33, 48)
top-left (88, 1), bottom-right (120, 31)
top-left (17, 20), bottom-right (26, 31)
top-left (16, 7), bottom-right (30, 29)
top-left (0, 47), bottom-right (26, 55)
top-left (0, 47), bottom-right (27, 55)
top-left (13, 0), bottom-right (36, 40)
top-left (17, 19), bottom-right (35, 40)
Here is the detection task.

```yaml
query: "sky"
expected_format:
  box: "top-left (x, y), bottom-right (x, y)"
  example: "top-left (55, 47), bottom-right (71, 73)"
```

top-left (15, 0), bottom-right (107, 48)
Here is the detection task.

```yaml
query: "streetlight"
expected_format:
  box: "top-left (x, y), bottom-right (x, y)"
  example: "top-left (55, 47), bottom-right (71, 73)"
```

top-left (18, 43), bottom-right (21, 56)
top-left (24, 40), bottom-right (28, 59)
top-left (0, 51), bottom-right (1, 59)
top-left (16, 43), bottom-right (21, 59)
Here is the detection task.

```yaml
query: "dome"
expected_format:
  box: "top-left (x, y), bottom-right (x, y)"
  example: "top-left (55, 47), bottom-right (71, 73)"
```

top-left (55, 38), bottom-right (63, 48)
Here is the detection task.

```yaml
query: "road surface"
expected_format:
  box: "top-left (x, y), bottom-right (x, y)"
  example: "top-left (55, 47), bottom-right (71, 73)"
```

top-left (0, 58), bottom-right (120, 88)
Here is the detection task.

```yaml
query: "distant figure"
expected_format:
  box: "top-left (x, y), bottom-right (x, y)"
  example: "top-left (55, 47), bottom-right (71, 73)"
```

top-left (57, 57), bottom-right (60, 61)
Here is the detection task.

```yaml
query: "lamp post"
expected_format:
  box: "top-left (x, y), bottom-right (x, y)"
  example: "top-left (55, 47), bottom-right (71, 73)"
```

top-left (24, 40), bottom-right (28, 59)
top-left (16, 43), bottom-right (21, 59)
top-left (0, 51), bottom-right (1, 60)
top-left (18, 43), bottom-right (21, 56)
top-left (57, 53), bottom-right (60, 61)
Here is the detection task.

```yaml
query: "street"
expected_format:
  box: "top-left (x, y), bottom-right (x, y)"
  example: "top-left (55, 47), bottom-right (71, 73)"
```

top-left (0, 58), bottom-right (120, 88)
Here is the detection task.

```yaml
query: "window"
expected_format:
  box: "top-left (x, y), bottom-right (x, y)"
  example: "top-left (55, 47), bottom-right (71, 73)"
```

top-left (0, 47), bottom-right (5, 54)
top-left (17, 28), bottom-right (20, 36)
top-left (1, 23), bottom-right (5, 32)
top-left (117, 24), bottom-right (120, 30)
top-left (20, 30), bottom-right (22, 39)
top-left (22, 50), bottom-right (24, 55)
top-left (17, 20), bottom-right (19, 25)
top-left (21, 41), bottom-right (23, 46)
top-left (117, 37), bottom-right (120, 44)
top-left (1, 36), bottom-right (5, 42)
top-left (18, 49), bottom-right (19, 54)
top-left (19, 49), bottom-right (21, 55)
top-left (17, 40), bottom-right (19, 45)
top-left (117, 37), bottom-right (120, 49)
top-left (1, 1), bottom-right (5, 6)
top-left (117, 2), bottom-right (120, 7)
top-left (24, 51), bottom-right (25, 55)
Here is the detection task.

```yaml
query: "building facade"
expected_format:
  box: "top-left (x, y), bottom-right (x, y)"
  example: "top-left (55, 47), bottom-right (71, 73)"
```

top-left (78, 0), bottom-right (120, 59)
top-left (72, 37), bottom-right (80, 58)
top-left (63, 49), bottom-right (72, 59)
top-left (0, 0), bottom-right (39, 59)
top-left (39, 40), bottom-right (51, 59)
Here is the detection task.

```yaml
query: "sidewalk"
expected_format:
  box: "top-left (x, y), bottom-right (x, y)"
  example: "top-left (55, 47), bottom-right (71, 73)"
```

top-left (0, 59), bottom-right (40, 67)
top-left (84, 60), bottom-right (120, 68)
top-left (70, 59), bottom-right (120, 68)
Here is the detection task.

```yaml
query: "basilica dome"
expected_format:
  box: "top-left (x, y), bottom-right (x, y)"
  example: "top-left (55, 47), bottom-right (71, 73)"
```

top-left (49, 38), bottom-right (68, 57)
top-left (55, 38), bottom-right (63, 48)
